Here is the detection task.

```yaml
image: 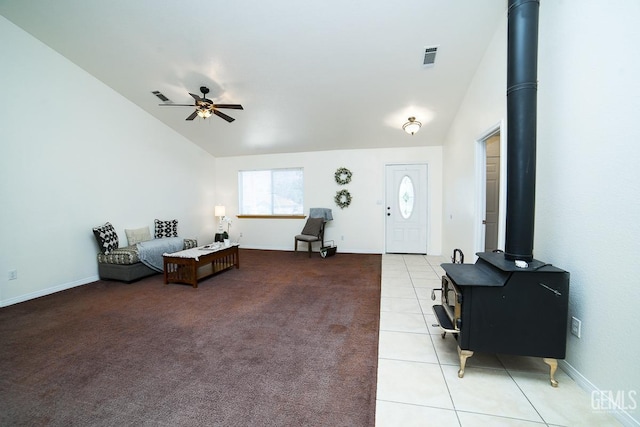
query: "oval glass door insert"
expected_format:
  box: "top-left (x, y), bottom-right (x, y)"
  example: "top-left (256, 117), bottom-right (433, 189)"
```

top-left (398, 175), bottom-right (415, 219)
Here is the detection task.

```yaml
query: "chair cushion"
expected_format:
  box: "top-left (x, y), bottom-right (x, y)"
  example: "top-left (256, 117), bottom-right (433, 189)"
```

top-left (97, 238), bottom-right (198, 265)
top-left (295, 234), bottom-right (320, 242)
top-left (300, 217), bottom-right (323, 236)
top-left (97, 245), bottom-right (140, 265)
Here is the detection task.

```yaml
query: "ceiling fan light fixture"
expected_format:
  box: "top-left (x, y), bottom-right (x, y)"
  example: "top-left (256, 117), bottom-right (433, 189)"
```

top-left (403, 117), bottom-right (421, 135)
top-left (197, 108), bottom-right (212, 118)
top-left (159, 86), bottom-right (242, 122)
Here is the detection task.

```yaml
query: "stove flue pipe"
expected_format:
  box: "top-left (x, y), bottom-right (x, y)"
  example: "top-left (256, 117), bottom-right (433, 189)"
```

top-left (505, 0), bottom-right (539, 262)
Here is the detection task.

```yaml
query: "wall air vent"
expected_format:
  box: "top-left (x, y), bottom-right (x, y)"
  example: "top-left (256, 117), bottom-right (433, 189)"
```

top-left (423, 46), bottom-right (438, 67)
top-left (152, 90), bottom-right (169, 102)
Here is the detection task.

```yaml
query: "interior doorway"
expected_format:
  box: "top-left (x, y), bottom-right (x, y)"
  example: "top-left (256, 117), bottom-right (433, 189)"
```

top-left (484, 134), bottom-right (500, 251)
top-left (475, 122), bottom-right (506, 254)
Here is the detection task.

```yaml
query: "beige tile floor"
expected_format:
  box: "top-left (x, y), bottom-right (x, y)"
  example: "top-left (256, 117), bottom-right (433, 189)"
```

top-left (375, 253), bottom-right (624, 427)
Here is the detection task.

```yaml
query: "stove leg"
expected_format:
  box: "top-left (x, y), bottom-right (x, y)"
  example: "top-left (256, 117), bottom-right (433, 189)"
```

top-left (543, 357), bottom-right (559, 387)
top-left (457, 347), bottom-right (474, 378)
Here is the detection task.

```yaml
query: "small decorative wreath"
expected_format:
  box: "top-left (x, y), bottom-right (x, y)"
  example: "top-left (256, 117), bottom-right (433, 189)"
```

top-left (334, 167), bottom-right (353, 185)
top-left (334, 189), bottom-right (352, 209)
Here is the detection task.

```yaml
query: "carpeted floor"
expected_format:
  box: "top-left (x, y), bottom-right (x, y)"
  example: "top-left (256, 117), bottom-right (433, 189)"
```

top-left (0, 249), bottom-right (381, 426)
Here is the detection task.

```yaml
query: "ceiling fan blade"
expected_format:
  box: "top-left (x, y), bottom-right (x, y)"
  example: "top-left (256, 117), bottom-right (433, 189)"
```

top-left (186, 111), bottom-right (198, 121)
top-left (213, 104), bottom-right (244, 110)
top-left (213, 109), bottom-right (235, 123)
top-left (158, 104), bottom-right (195, 107)
top-left (151, 90), bottom-right (169, 102)
top-left (189, 92), bottom-right (202, 101)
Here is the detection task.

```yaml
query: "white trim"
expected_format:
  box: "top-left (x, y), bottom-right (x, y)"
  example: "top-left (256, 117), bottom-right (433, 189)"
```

top-left (498, 122), bottom-right (507, 250)
top-left (559, 360), bottom-right (640, 427)
top-left (474, 138), bottom-right (487, 257)
top-left (0, 275), bottom-right (98, 308)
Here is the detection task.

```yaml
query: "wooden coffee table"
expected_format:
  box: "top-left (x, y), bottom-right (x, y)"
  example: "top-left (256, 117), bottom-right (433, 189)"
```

top-left (163, 244), bottom-right (239, 288)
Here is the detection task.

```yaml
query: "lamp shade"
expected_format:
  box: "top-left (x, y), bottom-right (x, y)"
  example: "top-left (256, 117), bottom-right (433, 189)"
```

top-left (403, 117), bottom-right (422, 135)
top-left (214, 205), bottom-right (226, 217)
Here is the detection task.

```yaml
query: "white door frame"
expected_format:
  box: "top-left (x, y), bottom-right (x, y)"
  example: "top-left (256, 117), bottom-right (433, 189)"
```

top-left (474, 120), bottom-right (507, 255)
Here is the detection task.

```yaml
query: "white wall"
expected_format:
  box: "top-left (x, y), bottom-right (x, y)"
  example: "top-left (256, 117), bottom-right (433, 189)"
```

top-left (444, 2), bottom-right (640, 425)
top-left (215, 147), bottom-right (443, 255)
top-left (442, 14), bottom-right (507, 259)
top-left (0, 17), bottom-right (218, 307)
top-left (536, 2), bottom-right (640, 424)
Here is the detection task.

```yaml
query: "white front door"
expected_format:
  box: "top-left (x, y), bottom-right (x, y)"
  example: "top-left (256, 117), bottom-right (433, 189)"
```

top-left (385, 164), bottom-right (428, 254)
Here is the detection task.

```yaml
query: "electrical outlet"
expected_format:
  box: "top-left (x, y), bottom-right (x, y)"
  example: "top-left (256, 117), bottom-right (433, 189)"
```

top-left (341, 235), bottom-right (344, 241)
top-left (239, 232), bottom-right (243, 238)
top-left (571, 316), bottom-right (581, 338)
top-left (8, 270), bottom-right (17, 280)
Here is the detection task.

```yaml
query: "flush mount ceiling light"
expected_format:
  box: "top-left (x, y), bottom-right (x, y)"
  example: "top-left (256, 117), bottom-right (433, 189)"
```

top-left (403, 117), bottom-right (421, 135)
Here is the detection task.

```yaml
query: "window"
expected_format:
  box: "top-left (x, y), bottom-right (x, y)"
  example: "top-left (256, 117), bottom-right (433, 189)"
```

top-left (398, 175), bottom-right (415, 219)
top-left (239, 168), bottom-right (304, 215)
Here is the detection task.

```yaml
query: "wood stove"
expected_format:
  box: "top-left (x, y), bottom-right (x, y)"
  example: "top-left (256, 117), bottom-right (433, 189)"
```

top-left (432, 0), bottom-right (571, 387)
top-left (432, 250), bottom-right (569, 386)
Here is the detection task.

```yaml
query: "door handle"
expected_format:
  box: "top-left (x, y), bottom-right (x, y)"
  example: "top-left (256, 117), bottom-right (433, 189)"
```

top-left (482, 220), bottom-right (487, 224)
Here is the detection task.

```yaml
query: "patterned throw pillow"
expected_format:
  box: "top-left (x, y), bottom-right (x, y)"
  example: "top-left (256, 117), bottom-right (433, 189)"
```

top-left (154, 219), bottom-right (178, 238)
top-left (92, 222), bottom-right (119, 254)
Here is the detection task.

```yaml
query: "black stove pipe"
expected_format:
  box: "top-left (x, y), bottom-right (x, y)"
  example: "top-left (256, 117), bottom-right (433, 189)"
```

top-left (505, 0), bottom-right (539, 262)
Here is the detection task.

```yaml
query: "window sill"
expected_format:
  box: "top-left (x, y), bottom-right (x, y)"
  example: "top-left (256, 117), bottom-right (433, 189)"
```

top-left (236, 215), bottom-right (306, 219)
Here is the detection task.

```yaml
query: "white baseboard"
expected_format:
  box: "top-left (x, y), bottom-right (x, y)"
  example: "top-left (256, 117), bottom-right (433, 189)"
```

top-left (560, 360), bottom-right (640, 427)
top-left (0, 275), bottom-right (98, 308)
top-left (239, 245), bottom-right (378, 254)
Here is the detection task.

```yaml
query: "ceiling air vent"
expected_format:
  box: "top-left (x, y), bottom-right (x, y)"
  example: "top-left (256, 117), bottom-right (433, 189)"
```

top-left (152, 90), bottom-right (169, 102)
top-left (423, 46), bottom-right (438, 67)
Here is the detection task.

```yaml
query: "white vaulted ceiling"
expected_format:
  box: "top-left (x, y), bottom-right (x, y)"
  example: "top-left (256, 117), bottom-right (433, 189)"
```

top-left (0, 1), bottom-right (506, 157)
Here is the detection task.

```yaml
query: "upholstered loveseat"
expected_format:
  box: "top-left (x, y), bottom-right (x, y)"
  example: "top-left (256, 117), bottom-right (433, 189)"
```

top-left (93, 220), bottom-right (197, 282)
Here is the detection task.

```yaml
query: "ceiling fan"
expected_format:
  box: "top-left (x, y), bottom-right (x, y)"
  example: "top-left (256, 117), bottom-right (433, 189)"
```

top-left (156, 86), bottom-right (243, 122)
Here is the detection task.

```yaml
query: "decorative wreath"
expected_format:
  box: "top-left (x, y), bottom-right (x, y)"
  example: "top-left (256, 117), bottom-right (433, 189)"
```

top-left (334, 189), bottom-right (352, 209)
top-left (334, 167), bottom-right (353, 185)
